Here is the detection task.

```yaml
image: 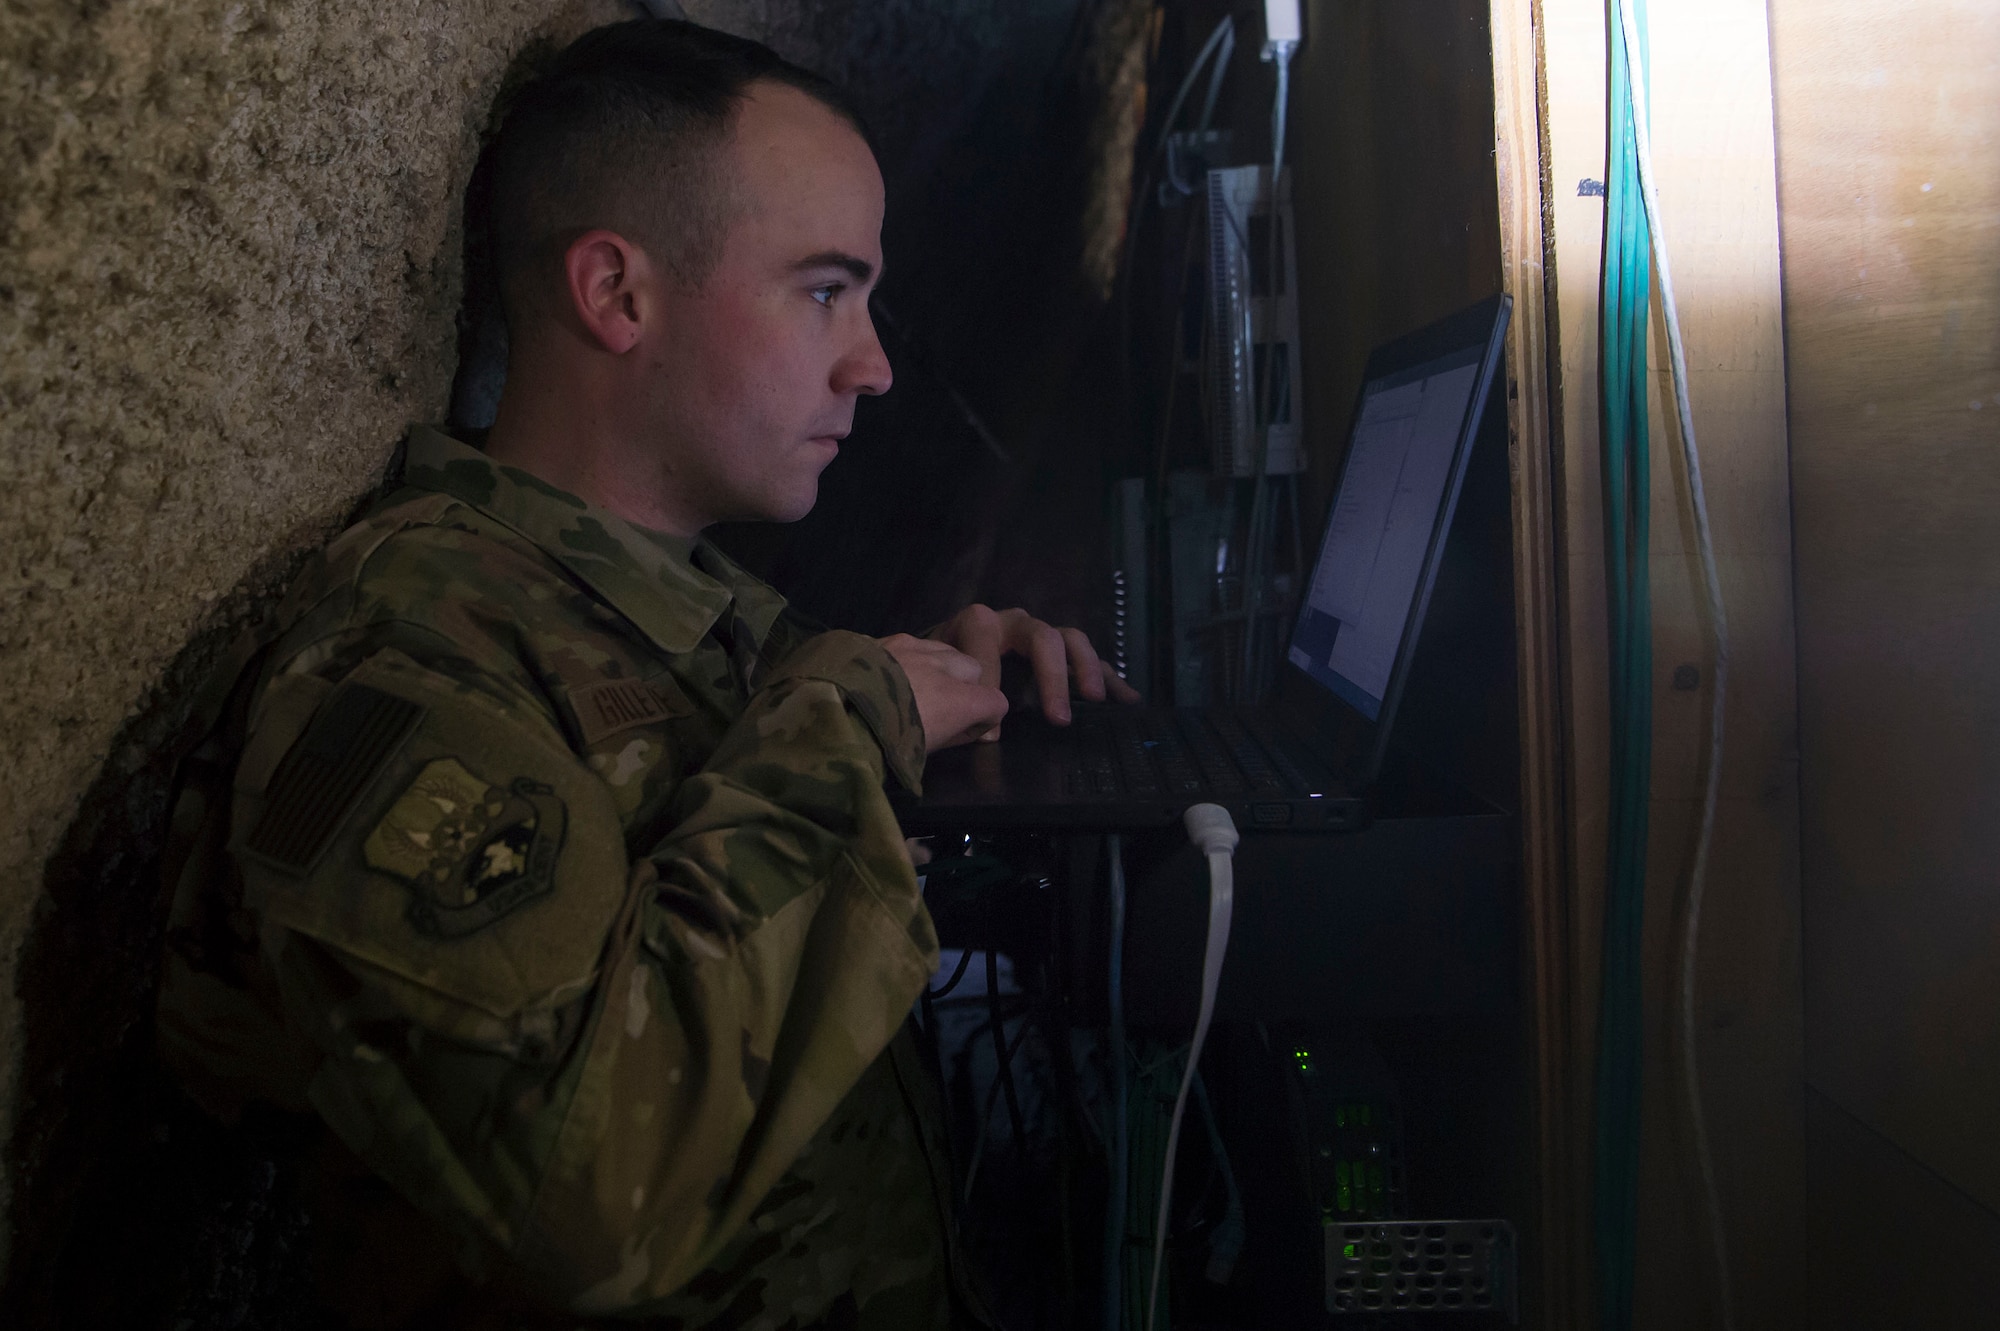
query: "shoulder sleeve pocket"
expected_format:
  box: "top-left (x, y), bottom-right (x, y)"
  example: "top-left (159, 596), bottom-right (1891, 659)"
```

top-left (233, 649), bottom-right (629, 1021)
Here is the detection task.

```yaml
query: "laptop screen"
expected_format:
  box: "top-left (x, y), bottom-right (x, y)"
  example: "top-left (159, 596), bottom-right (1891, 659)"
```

top-left (1287, 341), bottom-right (1489, 720)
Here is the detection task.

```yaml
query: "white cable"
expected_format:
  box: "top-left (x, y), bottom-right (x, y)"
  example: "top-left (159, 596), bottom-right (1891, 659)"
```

top-left (1151, 17), bottom-right (1238, 171)
top-left (1238, 37), bottom-right (1296, 700)
top-left (1104, 834), bottom-right (1129, 1331)
top-left (1261, 0), bottom-right (1302, 56)
top-left (1145, 804), bottom-right (1239, 1331)
top-left (1267, 41), bottom-right (1294, 179)
top-left (1195, 24), bottom-right (1235, 137)
top-left (1613, 5), bottom-right (1734, 1329)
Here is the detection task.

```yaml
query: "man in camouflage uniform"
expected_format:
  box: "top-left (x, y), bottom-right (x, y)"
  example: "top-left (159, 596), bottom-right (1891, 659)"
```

top-left (156, 19), bottom-right (1133, 1329)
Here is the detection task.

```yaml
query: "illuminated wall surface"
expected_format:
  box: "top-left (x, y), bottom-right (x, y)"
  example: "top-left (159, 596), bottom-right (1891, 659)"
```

top-left (1536, 0), bottom-right (1998, 1324)
top-left (1535, 1), bottom-right (1998, 1325)
top-left (1773, 1), bottom-right (2000, 1324)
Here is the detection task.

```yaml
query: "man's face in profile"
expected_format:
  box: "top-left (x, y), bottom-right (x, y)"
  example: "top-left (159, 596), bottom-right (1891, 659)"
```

top-left (636, 82), bottom-right (892, 528)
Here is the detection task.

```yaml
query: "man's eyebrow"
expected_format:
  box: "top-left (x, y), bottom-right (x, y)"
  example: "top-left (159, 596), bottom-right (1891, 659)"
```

top-left (793, 251), bottom-right (877, 283)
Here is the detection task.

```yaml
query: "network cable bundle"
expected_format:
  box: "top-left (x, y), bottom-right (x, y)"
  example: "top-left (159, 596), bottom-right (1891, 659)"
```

top-left (1595, 2), bottom-right (1733, 1328)
top-left (1151, 2), bottom-right (1309, 707)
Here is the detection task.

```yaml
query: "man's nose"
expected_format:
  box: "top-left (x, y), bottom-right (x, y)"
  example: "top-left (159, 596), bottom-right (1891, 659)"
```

top-left (832, 317), bottom-right (893, 398)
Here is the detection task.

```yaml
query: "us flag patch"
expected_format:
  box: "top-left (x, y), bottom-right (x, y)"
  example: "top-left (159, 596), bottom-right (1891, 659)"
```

top-left (241, 684), bottom-right (425, 875)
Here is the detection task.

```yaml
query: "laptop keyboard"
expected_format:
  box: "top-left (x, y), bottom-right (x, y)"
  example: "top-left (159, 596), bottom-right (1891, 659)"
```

top-left (1067, 711), bottom-right (1316, 801)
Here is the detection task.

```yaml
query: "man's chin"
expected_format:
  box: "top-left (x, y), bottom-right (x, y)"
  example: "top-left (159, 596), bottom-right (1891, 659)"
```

top-left (770, 453), bottom-right (838, 523)
top-left (747, 484), bottom-right (820, 526)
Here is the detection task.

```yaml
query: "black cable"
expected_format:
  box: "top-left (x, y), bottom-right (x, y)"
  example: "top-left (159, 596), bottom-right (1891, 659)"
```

top-left (915, 987), bottom-right (965, 1209)
top-left (961, 1005), bottom-right (1040, 1204)
top-left (1118, 16), bottom-right (1236, 465)
top-left (1041, 879), bottom-right (1082, 1319)
top-left (918, 986), bottom-right (942, 1074)
top-left (987, 948), bottom-right (1029, 1150)
top-left (928, 946), bottom-right (978, 1001)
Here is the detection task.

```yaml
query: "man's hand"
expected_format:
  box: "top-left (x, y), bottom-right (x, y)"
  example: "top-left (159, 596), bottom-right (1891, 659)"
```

top-left (877, 634), bottom-right (1010, 752)
top-left (926, 604), bottom-right (1142, 729)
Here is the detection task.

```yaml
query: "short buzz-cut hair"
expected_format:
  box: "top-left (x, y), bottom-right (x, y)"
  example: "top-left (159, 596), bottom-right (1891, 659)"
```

top-left (482, 18), bottom-right (871, 320)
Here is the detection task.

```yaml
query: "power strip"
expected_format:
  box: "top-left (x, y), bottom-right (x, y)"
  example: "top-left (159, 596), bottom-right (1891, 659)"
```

top-left (1326, 1218), bottom-right (1517, 1321)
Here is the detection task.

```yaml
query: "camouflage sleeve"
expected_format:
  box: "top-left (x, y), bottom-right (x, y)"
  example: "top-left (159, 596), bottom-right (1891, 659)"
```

top-left (233, 627), bottom-right (937, 1314)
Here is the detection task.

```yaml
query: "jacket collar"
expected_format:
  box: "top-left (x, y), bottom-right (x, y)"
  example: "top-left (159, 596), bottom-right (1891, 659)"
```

top-left (402, 425), bottom-right (787, 656)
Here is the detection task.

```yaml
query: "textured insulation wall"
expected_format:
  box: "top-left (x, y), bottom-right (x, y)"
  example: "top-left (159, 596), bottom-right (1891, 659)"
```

top-left (0, 0), bottom-right (644, 1279)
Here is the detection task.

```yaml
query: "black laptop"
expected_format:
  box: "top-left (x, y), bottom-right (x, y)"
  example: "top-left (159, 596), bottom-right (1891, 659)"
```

top-left (893, 294), bottom-right (1512, 835)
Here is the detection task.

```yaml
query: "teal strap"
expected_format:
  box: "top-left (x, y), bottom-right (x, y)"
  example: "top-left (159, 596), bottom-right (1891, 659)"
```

top-left (1595, 3), bottom-right (1652, 1328)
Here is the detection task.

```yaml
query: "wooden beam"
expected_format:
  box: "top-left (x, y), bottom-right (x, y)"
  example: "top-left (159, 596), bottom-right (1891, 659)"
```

top-left (1489, 2), bottom-right (1585, 1327)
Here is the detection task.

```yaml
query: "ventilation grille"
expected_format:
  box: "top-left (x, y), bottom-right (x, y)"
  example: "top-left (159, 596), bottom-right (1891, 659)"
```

top-left (1326, 1218), bottom-right (1518, 1321)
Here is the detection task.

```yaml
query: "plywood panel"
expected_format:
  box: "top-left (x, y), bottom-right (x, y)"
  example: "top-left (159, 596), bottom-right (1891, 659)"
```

top-left (1807, 1088), bottom-right (2000, 1330)
top-left (1533, 0), bottom-right (1806, 1324)
top-left (1770, 0), bottom-right (2000, 1217)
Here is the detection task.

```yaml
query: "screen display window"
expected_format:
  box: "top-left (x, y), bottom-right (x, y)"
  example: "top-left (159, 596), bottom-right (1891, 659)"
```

top-left (1288, 347), bottom-right (1482, 718)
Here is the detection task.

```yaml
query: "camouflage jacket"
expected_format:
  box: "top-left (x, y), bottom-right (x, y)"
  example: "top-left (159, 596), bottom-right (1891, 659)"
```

top-left (157, 426), bottom-right (973, 1329)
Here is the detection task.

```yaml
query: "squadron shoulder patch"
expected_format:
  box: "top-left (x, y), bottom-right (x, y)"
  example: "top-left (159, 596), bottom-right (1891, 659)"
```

top-left (363, 758), bottom-right (567, 938)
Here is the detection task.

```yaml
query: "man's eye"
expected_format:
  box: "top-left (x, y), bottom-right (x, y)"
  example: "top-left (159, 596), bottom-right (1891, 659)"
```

top-left (811, 284), bottom-right (843, 308)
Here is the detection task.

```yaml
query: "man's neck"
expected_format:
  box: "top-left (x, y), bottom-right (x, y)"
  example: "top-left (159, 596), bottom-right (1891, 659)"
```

top-left (484, 370), bottom-right (706, 539)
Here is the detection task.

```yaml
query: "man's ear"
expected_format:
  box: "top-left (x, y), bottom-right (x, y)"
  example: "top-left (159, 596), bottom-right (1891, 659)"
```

top-left (562, 229), bottom-right (649, 355)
